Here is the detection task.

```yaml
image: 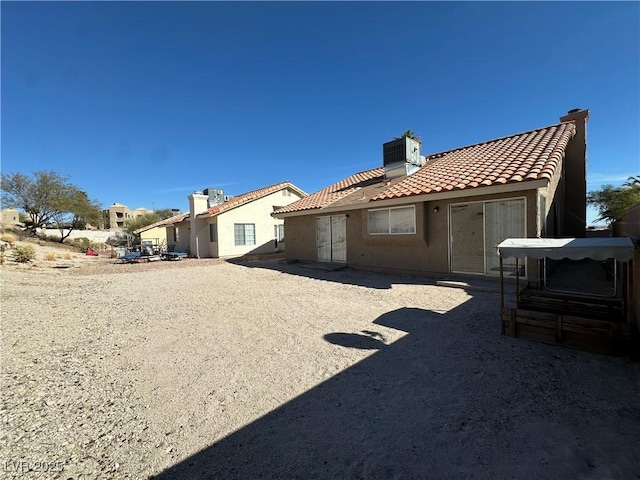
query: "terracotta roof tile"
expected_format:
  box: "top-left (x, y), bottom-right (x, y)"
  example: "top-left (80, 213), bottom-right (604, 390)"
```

top-left (201, 181), bottom-right (306, 217)
top-left (273, 169), bottom-right (384, 215)
top-left (133, 212), bottom-right (189, 234)
top-left (373, 121), bottom-right (575, 200)
top-left (275, 121), bottom-right (576, 214)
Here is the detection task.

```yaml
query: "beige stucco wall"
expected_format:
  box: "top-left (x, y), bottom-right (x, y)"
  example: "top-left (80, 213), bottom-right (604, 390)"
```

top-left (169, 222), bottom-right (191, 254)
top-left (139, 226), bottom-right (168, 248)
top-left (0, 208), bottom-right (20, 226)
top-left (284, 188), bottom-right (539, 278)
top-left (195, 189), bottom-right (304, 258)
top-left (537, 150), bottom-right (566, 238)
top-left (105, 204), bottom-right (153, 231)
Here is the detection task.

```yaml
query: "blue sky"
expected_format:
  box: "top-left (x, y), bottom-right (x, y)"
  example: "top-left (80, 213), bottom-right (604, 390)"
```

top-left (2, 1), bottom-right (638, 225)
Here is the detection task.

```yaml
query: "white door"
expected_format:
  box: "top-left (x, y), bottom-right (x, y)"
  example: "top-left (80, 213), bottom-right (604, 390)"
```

top-left (484, 199), bottom-right (525, 275)
top-left (316, 215), bottom-right (347, 263)
top-left (316, 217), bottom-right (332, 262)
top-left (331, 215), bottom-right (346, 263)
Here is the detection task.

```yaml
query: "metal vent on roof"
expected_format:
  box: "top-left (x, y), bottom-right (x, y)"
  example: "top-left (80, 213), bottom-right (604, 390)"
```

top-left (204, 188), bottom-right (225, 207)
top-left (383, 136), bottom-right (425, 179)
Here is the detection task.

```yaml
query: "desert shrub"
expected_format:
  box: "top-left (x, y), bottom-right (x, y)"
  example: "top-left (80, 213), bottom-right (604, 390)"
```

top-left (63, 252), bottom-right (73, 260)
top-left (0, 232), bottom-right (17, 243)
top-left (67, 237), bottom-right (99, 252)
top-left (40, 234), bottom-right (62, 243)
top-left (45, 252), bottom-right (58, 261)
top-left (0, 252), bottom-right (5, 265)
top-left (13, 244), bottom-right (36, 263)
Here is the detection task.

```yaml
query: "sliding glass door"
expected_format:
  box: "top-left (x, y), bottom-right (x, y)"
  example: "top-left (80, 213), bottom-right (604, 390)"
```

top-left (450, 198), bottom-right (525, 275)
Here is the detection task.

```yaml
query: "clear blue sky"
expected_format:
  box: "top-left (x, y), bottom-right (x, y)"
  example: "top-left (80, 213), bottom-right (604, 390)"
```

top-left (2, 1), bottom-right (639, 225)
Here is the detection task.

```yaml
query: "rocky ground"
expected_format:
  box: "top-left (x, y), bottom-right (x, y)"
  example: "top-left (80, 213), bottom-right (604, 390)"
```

top-left (1, 241), bottom-right (639, 479)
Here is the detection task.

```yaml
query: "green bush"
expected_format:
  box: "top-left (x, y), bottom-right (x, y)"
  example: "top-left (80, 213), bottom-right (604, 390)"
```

top-left (13, 244), bottom-right (36, 263)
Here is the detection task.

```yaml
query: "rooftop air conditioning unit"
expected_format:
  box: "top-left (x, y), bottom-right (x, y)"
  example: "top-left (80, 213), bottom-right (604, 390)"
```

top-left (382, 136), bottom-right (425, 179)
top-left (204, 188), bottom-right (225, 207)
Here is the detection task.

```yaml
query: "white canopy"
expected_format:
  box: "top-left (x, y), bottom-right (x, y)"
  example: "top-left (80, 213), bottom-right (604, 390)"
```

top-left (497, 237), bottom-right (635, 261)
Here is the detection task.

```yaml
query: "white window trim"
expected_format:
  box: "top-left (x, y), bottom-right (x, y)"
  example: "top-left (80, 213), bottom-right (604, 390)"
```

top-left (367, 205), bottom-right (416, 235)
top-left (234, 223), bottom-right (256, 246)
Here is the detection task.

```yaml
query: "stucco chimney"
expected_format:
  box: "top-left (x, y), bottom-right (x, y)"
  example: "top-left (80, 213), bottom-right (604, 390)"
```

top-left (188, 191), bottom-right (208, 258)
top-left (559, 108), bottom-right (589, 237)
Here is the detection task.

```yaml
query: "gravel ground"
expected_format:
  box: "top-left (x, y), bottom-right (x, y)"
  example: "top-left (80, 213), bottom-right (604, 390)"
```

top-left (1, 243), bottom-right (640, 479)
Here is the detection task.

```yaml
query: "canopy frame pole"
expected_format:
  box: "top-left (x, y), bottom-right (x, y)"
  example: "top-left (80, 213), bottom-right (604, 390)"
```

top-left (515, 257), bottom-right (520, 301)
top-left (500, 256), bottom-right (504, 308)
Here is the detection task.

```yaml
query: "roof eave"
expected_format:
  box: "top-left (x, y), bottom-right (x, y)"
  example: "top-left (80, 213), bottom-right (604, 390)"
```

top-left (274, 179), bottom-right (549, 217)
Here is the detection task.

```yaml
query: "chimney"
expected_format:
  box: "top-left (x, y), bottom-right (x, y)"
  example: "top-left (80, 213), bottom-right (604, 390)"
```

top-left (188, 190), bottom-right (208, 258)
top-left (559, 108), bottom-right (589, 237)
top-left (560, 108), bottom-right (589, 145)
top-left (382, 135), bottom-right (425, 180)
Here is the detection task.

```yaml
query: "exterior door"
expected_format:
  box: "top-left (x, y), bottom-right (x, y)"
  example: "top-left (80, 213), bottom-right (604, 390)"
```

top-left (450, 203), bottom-right (484, 274)
top-left (450, 198), bottom-right (525, 275)
top-left (316, 215), bottom-right (346, 263)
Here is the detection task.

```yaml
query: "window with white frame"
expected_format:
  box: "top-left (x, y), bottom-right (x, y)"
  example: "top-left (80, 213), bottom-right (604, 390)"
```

top-left (234, 223), bottom-right (255, 246)
top-left (368, 206), bottom-right (416, 235)
top-left (274, 224), bottom-right (285, 241)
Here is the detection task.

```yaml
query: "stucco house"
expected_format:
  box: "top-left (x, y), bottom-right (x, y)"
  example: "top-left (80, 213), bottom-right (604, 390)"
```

top-left (134, 212), bottom-right (189, 252)
top-left (137, 181), bottom-right (306, 258)
top-left (273, 109), bottom-right (589, 281)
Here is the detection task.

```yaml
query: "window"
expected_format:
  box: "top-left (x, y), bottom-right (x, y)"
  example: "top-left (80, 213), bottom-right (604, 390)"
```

top-left (274, 224), bottom-right (285, 241)
top-left (368, 206), bottom-right (416, 235)
top-left (209, 223), bottom-right (217, 242)
top-left (234, 223), bottom-right (255, 246)
top-left (171, 227), bottom-right (178, 242)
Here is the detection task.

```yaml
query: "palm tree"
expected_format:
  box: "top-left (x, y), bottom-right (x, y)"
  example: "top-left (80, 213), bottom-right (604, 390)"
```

top-left (624, 176), bottom-right (640, 190)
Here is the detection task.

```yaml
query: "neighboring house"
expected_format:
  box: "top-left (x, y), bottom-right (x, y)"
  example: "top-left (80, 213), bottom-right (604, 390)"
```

top-left (0, 208), bottom-right (21, 227)
top-left (137, 181), bottom-right (306, 258)
top-left (103, 203), bottom-right (154, 230)
top-left (274, 109), bottom-right (589, 281)
top-left (134, 212), bottom-right (189, 251)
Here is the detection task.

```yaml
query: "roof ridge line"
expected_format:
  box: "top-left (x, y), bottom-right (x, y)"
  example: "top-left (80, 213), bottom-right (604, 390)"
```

top-left (425, 121), bottom-right (574, 160)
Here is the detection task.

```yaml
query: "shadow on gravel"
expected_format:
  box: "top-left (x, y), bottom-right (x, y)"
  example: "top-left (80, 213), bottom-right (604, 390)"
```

top-left (227, 258), bottom-right (438, 289)
top-left (152, 303), bottom-right (640, 480)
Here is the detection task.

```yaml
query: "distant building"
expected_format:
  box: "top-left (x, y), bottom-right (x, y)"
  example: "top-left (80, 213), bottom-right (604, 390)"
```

top-left (0, 208), bottom-right (21, 227)
top-left (134, 182), bottom-right (306, 258)
top-left (103, 203), bottom-right (154, 231)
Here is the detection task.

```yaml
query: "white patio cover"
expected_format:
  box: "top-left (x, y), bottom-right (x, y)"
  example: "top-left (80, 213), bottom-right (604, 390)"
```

top-left (497, 237), bottom-right (635, 261)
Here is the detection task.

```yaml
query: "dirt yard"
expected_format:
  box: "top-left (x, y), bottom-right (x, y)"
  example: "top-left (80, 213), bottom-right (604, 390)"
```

top-left (1, 243), bottom-right (639, 479)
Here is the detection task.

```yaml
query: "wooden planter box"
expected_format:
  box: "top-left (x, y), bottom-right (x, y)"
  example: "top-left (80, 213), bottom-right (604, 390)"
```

top-left (501, 303), bottom-right (632, 355)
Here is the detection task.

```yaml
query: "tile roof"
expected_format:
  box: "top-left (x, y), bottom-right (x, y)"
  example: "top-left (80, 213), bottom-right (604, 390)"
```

top-left (133, 212), bottom-right (189, 234)
top-left (199, 181), bottom-right (306, 217)
top-left (273, 169), bottom-right (386, 215)
top-left (275, 121), bottom-right (576, 215)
